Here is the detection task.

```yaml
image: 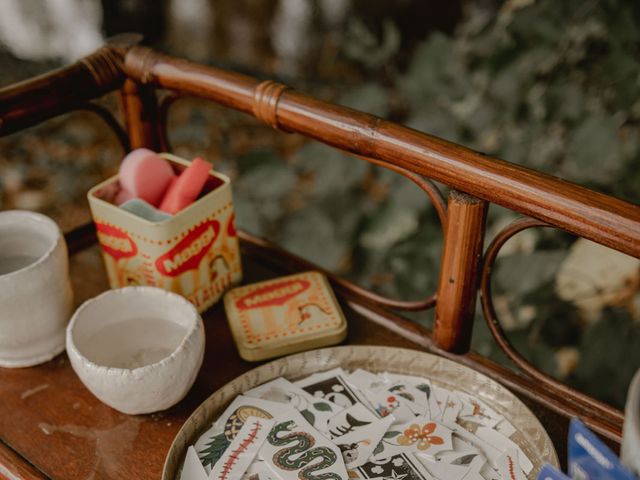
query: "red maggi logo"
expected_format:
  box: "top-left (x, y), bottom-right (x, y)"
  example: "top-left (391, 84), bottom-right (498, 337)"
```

top-left (156, 220), bottom-right (220, 277)
top-left (227, 213), bottom-right (237, 237)
top-left (236, 279), bottom-right (310, 310)
top-left (95, 223), bottom-right (138, 261)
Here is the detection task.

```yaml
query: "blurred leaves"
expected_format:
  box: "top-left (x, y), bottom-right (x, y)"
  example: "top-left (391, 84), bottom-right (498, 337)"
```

top-left (401, 33), bottom-right (469, 104)
top-left (279, 207), bottom-right (348, 270)
top-left (494, 250), bottom-right (566, 298)
top-left (563, 115), bottom-right (622, 182)
top-left (359, 201), bottom-right (419, 250)
top-left (294, 143), bottom-right (368, 197)
top-left (571, 308), bottom-right (640, 407)
top-left (338, 83), bottom-right (390, 118)
top-left (397, 0), bottom-right (640, 201)
top-left (241, 162), bottom-right (297, 200)
top-left (343, 18), bottom-right (401, 70)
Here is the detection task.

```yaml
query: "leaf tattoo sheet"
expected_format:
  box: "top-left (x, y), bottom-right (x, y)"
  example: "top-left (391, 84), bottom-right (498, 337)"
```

top-left (181, 368), bottom-right (536, 480)
top-left (195, 396), bottom-right (291, 472)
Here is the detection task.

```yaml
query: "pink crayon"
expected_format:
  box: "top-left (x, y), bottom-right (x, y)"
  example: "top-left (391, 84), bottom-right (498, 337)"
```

top-left (117, 148), bottom-right (176, 206)
top-left (159, 157), bottom-right (213, 215)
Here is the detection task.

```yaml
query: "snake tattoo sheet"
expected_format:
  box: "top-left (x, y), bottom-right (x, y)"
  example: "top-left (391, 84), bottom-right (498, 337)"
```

top-left (259, 410), bottom-right (348, 480)
top-left (180, 368), bottom-right (535, 480)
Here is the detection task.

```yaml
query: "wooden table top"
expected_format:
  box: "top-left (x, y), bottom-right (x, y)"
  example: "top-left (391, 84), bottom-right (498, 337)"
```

top-left (0, 246), bottom-right (449, 480)
top-left (0, 242), bottom-right (586, 479)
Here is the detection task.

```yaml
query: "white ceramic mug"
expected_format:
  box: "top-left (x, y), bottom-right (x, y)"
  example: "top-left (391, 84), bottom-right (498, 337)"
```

top-left (622, 369), bottom-right (640, 475)
top-left (66, 287), bottom-right (205, 414)
top-left (0, 210), bottom-right (73, 367)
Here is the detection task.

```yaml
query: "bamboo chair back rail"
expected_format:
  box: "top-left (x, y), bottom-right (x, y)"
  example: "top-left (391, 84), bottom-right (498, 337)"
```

top-left (125, 46), bottom-right (640, 257)
top-left (1, 36), bottom-right (638, 441)
top-left (2, 38), bottom-right (639, 257)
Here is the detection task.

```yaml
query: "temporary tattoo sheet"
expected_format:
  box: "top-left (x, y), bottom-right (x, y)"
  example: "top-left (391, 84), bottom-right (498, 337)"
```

top-left (432, 386), bottom-right (451, 418)
top-left (180, 446), bottom-right (208, 480)
top-left (372, 416), bottom-right (453, 460)
top-left (393, 383), bottom-right (430, 414)
top-left (437, 450), bottom-right (486, 471)
top-left (362, 389), bottom-right (417, 424)
top-left (383, 374), bottom-right (440, 419)
top-left (245, 377), bottom-right (342, 430)
top-left (241, 461), bottom-right (276, 480)
top-left (346, 369), bottom-right (388, 392)
top-left (326, 403), bottom-right (378, 439)
top-left (195, 396), bottom-right (291, 471)
top-left (481, 463), bottom-right (503, 480)
top-left (213, 396), bottom-right (291, 432)
top-left (418, 455), bottom-right (475, 480)
top-left (451, 425), bottom-right (503, 469)
top-left (296, 368), bottom-right (363, 409)
top-left (334, 416), bottom-right (395, 468)
top-left (465, 469), bottom-right (489, 480)
top-left (260, 410), bottom-right (349, 480)
top-left (497, 449), bottom-right (527, 480)
top-left (452, 434), bottom-right (482, 455)
top-left (457, 392), bottom-right (503, 429)
top-left (356, 453), bottom-right (435, 480)
top-left (183, 368), bottom-right (544, 480)
top-left (495, 419), bottom-right (517, 439)
top-left (417, 450), bottom-right (486, 480)
top-left (475, 427), bottom-right (533, 475)
top-left (440, 392), bottom-right (464, 426)
top-left (208, 417), bottom-right (274, 480)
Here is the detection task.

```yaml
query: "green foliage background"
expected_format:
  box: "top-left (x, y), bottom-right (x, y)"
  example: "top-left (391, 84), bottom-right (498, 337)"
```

top-left (212, 0), bottom-right (640, 408)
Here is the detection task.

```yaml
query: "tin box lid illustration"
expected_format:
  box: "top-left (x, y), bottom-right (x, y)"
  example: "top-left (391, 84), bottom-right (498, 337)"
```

top-left (223, 271), bottom-right (347, 361)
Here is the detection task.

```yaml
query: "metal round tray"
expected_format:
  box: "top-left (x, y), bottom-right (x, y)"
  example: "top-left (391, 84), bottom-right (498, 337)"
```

top-left (162, 345), bottom-right (559, 479)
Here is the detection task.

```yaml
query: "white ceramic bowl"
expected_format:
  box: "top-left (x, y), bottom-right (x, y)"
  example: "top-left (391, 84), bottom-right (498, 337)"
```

top-left (0, 210), bottom-right (73, 367)
top-left (66, 286), bottom-right (205, 414)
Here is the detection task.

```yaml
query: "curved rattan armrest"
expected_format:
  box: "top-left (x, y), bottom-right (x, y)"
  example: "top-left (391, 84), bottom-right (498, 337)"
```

top-left (0, 34), bottom-right (141, 136)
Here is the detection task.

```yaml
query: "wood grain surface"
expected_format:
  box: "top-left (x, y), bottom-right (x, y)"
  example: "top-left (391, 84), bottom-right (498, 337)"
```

top-left (434, 191), bottom-right (487, 352)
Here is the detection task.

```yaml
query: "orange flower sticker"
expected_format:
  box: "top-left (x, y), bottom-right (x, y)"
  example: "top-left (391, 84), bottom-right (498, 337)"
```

top-left (396, 422), bottom-right (444, 450)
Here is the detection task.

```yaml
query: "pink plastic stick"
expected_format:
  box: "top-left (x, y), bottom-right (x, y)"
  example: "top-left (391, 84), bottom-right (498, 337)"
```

top-left (158, 157), bottom-right (213, 214)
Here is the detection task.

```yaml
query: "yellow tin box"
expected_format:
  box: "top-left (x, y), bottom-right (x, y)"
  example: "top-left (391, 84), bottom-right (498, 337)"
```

top-left (223, 271), bottom-right (347, 361)
top-left (87, 153), bottom-right (242, 313)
